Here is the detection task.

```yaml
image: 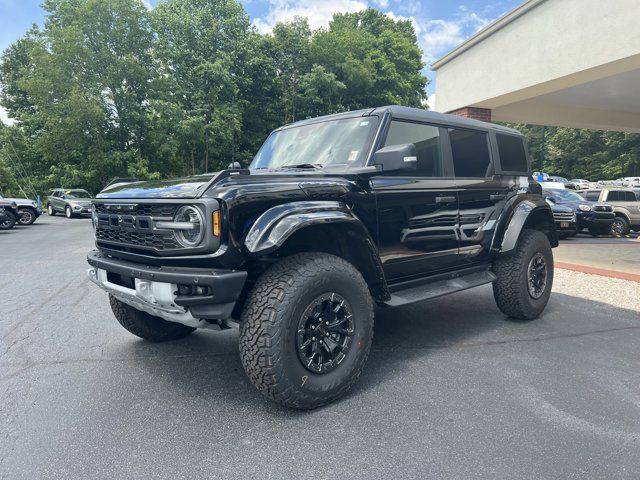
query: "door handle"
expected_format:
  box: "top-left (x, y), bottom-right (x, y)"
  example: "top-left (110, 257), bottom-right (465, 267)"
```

top-left (490, 194), bottom-right (506, 201)
top-left (435, 195), bottom-right (457, 204)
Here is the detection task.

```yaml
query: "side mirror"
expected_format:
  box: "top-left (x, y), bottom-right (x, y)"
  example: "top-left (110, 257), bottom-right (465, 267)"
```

top-left (373, 144), bottom-right (417, 173)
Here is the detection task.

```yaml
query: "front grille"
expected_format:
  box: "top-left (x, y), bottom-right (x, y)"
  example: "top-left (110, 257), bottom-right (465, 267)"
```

top-left (94, 202), bottom-right (182, 252)
top-left (553, 212), bottom-right (575, 221)
top-left (594, 205), bottom-right (612, 212)
top-left (96, 228), bottom-right (180, 250)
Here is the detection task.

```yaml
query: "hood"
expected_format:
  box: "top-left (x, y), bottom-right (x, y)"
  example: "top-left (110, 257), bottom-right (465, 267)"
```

top-left (550, 204), bottom-right (574, 213)
top-left (96, 174), bottom-right (216, 199)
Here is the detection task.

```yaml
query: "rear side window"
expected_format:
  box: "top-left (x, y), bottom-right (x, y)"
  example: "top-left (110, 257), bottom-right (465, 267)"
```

top-left (623, 191), bottom-right (637, 201)
top-left (607, 191), bottom-right (620, 201)
top-left (384, 121), bottom-right (443, 177)
top-left (449, 128), bottom-right (491, 177)
top-left (584, 191), bottom-right (601, 202)
top-left (496, 134), bottom-right (528, 173)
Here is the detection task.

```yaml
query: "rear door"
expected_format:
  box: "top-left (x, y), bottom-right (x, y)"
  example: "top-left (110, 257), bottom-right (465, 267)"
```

top-left (453, 129), bottom-right (515, 265)
top-left (372, 119), bottom-right (460, 281)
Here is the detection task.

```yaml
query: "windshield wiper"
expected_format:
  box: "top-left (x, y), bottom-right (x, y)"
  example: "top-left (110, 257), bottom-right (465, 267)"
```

top-left (278, 163), bottom-right (324, 170)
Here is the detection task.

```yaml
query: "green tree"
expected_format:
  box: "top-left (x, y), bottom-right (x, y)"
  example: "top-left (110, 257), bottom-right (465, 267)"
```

top-left (311, 9), bottom-right (427, 109)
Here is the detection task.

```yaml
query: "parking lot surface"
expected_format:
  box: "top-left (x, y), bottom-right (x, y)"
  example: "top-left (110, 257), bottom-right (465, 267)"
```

top-left (1, 216), bottom-right (640, 480)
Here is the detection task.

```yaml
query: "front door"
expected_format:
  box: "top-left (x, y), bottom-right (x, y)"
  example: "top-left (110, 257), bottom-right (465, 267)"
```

top-left (372, 120), bottom-right (460, 281)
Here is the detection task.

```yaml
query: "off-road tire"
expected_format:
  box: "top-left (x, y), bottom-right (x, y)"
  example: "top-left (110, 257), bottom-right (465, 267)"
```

top-left (109, 294), bottom-right (195, 342)
top-left (47, 204), bottom-right (55, 216)
top-left (610, 216), bottom-right (630, 236)
top-left (492, 229), bottom-right (553, 321)
top-left (588, 225), bottom-right (610, 237)
top-left (65, 205), bottom-right (73, 219)
top-left (18, 208), bottom-right (36, 225)
top-left (239, 252), bottom-right (374, 410)
top-left (0, 210), bottom-right (16, 230)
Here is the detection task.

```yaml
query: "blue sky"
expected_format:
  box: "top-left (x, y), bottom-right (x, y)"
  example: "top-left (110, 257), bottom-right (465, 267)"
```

top-left (0, 0), bottom-right (521, 121)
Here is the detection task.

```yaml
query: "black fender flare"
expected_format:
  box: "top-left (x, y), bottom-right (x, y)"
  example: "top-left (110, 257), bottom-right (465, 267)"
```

top-left (493, 197), bottom-right (557, 253)
top-left (245, 201), bottom-right (366, 254)
top-left (244, 200), bottom-right (390, 301)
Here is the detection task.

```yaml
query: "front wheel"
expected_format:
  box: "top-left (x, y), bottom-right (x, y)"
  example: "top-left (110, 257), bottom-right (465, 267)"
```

top-left (610, 217), bottom-right (630, 236)
top-left (239, 253), bottom-right (374, 409)
top-left (109, 295), bottom-right (195, 342)
top-left (492, 229), bottom-right (554, 320)
top-left (65, 205), bottom-right (73, 218)
top-left (47, 204), bottom-right (56, 216)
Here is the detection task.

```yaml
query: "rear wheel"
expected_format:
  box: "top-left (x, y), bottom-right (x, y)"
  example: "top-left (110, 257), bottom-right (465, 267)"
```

top-left (17, 208), bottom-right (36, 225)
top-left (610, 217), bottom-right (630, 236)
top-left (109, 295), bottom-right (195, 342)
top-left (492, 229), bottom-right (554, 320)
top-left (239, 253), bottom-right (374, 409)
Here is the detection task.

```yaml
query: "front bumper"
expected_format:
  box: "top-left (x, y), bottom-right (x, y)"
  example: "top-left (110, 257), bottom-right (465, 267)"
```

top-left (87, 250), bottom-right (247, 328)
top-left (576, 211), bottom-right (615, 229)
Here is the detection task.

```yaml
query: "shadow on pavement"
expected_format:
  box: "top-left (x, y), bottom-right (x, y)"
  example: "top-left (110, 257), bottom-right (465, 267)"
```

top-left (115, 286), bottom-right (640, 415)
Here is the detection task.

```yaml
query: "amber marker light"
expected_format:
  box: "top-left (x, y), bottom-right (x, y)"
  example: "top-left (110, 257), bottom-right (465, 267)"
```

top-left (213, 210), bottom-right (221, 236)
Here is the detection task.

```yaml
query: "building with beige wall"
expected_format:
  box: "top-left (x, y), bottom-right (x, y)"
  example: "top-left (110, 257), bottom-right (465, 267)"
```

top-left (431, 0), bottom-right (640, 133)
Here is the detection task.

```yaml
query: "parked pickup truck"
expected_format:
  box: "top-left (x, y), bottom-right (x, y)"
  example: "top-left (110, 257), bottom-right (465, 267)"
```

top-left (86, 106), bottom-right (558, 409)
top-left (578, 188), bottom-right (640, 235)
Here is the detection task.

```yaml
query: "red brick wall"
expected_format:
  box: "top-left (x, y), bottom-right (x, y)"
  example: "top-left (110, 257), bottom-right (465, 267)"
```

top-left (447, 106), bottom-right (492, 122)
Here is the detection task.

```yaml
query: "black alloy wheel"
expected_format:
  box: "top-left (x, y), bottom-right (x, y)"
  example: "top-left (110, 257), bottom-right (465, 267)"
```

top-left (527, 253), bottom-right (548, 299)
top-left (296, 293), bottom-right (355, 374)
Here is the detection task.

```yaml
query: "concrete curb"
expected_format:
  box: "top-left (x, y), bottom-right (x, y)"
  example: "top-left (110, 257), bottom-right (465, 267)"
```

top-left (555, 261), bottom-right (640, 283)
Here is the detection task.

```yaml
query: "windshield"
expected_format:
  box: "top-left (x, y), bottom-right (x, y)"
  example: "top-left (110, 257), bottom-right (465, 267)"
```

top-left (250, 117), bottom-right (379, 170)
top-left (66, 190), bottom-right (92, 199)
top-left (544, 189), bottom-right (585, 202)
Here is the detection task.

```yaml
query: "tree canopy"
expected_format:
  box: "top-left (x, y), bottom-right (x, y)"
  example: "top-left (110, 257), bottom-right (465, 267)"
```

top-left (1, 0), bottom-right (638, 197)
top-left (0, 0), bottom-right (428, 196)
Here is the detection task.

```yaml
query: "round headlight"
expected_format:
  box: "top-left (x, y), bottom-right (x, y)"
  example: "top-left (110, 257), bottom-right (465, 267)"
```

top-left (173, 206), bottom-right (204, 247)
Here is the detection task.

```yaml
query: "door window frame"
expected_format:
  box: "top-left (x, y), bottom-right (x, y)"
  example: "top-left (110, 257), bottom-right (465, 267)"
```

top-left (373, 116), bottom-right (455, 178)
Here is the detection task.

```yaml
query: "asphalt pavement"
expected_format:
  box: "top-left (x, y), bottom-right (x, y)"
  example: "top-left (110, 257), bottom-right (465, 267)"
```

top-left (1, 216), bottom-right (640, 480)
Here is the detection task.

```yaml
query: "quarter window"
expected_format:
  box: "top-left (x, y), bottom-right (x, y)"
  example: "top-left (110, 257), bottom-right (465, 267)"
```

top-left (384, 121), bottom-right (443, 177)
top-left (449, 128), bottom-right (491, 177)
top-left (496, 134), bottom-right (528, 173)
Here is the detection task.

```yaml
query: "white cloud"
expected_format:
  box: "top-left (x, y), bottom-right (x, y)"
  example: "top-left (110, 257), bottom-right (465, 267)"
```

top-left (420, 11), bottom-right (491, 66)
top-left (252, 0), bottom-right (368, 33)
top-left (0, 106), bottom-right (15, 126)
top-left (139, 0), bottom-right (153, 11)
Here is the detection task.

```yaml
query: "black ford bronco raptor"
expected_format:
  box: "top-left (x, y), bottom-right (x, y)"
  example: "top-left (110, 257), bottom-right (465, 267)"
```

top-left (87, 106), bottom-right (557, 409)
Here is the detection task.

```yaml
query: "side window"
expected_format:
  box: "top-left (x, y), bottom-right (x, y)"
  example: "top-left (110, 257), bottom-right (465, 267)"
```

top-left (623, 191), bottom-right (637, 201)
top-left (449, 128), bottom-right (491, 177)
top-left (607, 191), bottom-right (620, 201)
top-left (496, 134), bottom-right (528, 172)
top-left (384, 120), bottom-right (443, 177)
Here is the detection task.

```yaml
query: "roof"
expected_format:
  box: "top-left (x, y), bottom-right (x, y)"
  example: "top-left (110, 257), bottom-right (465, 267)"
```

top-left (431, 0), bottom-right (547, 70)
top-left (279, 105), bottom-right (522, 135)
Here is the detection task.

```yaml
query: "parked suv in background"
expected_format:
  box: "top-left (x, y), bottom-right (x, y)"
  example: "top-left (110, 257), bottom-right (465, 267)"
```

top-left (543, 188), bottom-right (614, 236)
top-left (621, 177), bottom-right (640, 188)
top-left (47, 189), bottom-right (93, 218)
top-left (0, 194), bottom-right (41, 225)
top-left (86, 106), bottom-right (557, 409)
top-left (579, 188), bottom-right (640, 235)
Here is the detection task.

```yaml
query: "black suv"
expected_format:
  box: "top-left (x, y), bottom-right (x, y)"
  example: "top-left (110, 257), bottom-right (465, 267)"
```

top-left (87, 106), bottom-right (557, 409)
